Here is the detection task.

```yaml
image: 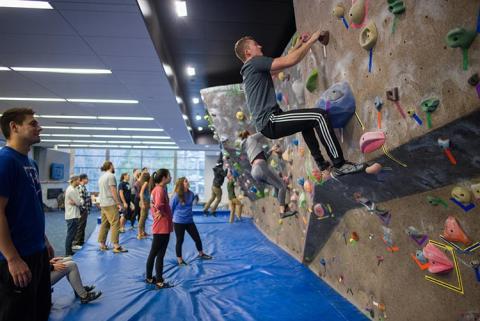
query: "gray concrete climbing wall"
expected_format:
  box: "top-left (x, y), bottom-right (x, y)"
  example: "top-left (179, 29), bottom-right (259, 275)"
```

top-left (201, 0), bottom-right (480, 320)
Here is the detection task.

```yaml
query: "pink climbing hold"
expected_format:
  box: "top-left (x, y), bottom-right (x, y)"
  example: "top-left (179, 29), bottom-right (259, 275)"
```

top-left (423, 243), bottom-right (454, 274)
top-left (359, 131), bottom-right (386, 153)
top-left (313, 203), bottom-right (325, 217)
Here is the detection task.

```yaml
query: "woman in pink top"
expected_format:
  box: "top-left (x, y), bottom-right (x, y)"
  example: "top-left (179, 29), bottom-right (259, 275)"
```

top-left (145, 168), bottom-right (173, 289)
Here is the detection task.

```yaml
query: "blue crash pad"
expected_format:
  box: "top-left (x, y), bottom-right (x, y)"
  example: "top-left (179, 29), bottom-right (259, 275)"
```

top-left (49, 214), bottom-right (368, 321)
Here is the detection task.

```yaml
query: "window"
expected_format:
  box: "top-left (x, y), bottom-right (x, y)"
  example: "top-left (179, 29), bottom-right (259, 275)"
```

top-left (73, 149), bottom-right (106, 192)
top-left (70, 149), bottom-right (205, 198)
top-left (176, 151), bottom-right (205, 197)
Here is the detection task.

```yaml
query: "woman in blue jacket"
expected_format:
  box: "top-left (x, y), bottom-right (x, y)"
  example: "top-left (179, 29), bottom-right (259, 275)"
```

top-left (171, 177), bottom-right (212, 265)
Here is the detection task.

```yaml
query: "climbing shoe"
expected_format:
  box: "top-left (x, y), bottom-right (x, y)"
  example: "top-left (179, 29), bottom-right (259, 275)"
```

top-left (280, 210), bottom-right (298, 219)
top-left (331, 161), bottom-right (366, 178)
top-left (80, 291), bottom-right (102, 304)
top-left (155, 281), bottom-right (173, 289)
top-left (178, 260), bottom-right (188, 266)
top-left (198, 253), bottom-right (213, 260)
top-left (113, 246), bottom-right (128, 253)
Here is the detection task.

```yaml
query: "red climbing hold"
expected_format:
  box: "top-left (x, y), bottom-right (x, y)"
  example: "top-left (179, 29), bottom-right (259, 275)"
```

top-left (442, 216), bottom-right (472, 246)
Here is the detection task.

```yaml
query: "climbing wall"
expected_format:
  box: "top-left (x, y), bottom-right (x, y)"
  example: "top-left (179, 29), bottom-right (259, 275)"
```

top-left (201, 0), bottom-right (480, 320)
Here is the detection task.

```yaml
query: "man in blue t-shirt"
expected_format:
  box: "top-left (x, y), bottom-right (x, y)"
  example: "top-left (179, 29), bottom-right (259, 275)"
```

top-left (234, 32), bottom-right (366, 178)
top-left (0, 108), bottom-right (55, 321)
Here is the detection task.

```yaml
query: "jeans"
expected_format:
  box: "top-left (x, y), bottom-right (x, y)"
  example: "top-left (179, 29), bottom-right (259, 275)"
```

top-left (50, 257), bottom-right (87, 298)
top-left (73, 209), bottom-right (88, 246)
top-left (251, 160), bottom-right (286, 206)
top-left (65, 218), bottom-right (79, 256)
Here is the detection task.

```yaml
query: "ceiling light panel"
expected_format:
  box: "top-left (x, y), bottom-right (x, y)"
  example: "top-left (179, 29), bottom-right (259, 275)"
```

top-left (192, 97), bottom-right (200, 104)
top-left (186, 66), bottom-right (195, 76)
top-left (11, 67), bottom-right (111, 74)
top-left (174, 1), bottom-right (187, 17)
top-left (0, 0), bottom-right (53, 9)
top-left (0, 97), bottom-right (65, 102)
top-left (67, 99), bottom-right (138, 104)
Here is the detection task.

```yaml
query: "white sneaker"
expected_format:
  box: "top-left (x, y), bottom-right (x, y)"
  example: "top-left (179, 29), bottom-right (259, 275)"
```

top-left (72, 245), bottom-right (83, 250)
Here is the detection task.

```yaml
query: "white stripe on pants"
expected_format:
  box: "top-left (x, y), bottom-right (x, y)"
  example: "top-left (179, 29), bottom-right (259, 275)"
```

top-left (269, 112), bottom-right (339, 158)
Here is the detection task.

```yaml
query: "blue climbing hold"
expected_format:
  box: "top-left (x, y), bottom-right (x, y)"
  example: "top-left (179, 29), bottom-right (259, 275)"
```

top-left (315, 82), bottom-right (356, 128)
top-left (276, 92), bottom-right (283, 103)
top-left (292, 139), bottom-right (299, 146)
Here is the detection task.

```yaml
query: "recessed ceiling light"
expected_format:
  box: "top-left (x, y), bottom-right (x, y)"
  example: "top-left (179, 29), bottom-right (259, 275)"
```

top-left (0, 1), bottom-right (53, 9)
top-left (186, 66), bottom-right (195, 77)
top-left (192, 97), bottom-right (200, 104)
top-left (187, 126), bottom-right (192, 131)
top-left (97, 116), bottom-right (154, 121)
top-left (71, 126), bottom-right (116, 131)
top-left (176, 96), bottom-right (183, 104)
top-left (67, 99), bottom-right (138, 104)
top-left (174, 1), bottom-right (187, 17)
top-left (11, 67), bottom-right (111, 74)
top-left (195, 114), bottom-right (202, 121)
top-left (0, 67), bottom-right (10, 71)
top-left (118, 128), bottom-right (164, 132)
top-left (182, 114), bottom-right (188, 120)
top-left (163, 64), bottom-right (173, 77)
top-left (198, 126), bottom-right (203, 131)
top-left (0, 97), bottom-right (65, 102)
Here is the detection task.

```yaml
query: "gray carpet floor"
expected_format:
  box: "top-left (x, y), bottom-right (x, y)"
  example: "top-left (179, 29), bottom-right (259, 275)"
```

top-left (45, 209), bottom-right (99, 256)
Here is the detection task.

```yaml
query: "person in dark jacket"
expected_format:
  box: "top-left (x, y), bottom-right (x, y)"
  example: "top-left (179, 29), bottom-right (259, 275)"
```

top-left (203, 153), bottom-right (227, 216)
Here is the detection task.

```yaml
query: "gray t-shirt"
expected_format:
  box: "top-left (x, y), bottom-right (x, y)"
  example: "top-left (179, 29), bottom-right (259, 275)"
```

top-left (98, 171), bottom-right (117, 207)
top-left (240, 56), bottom-right (281, 132)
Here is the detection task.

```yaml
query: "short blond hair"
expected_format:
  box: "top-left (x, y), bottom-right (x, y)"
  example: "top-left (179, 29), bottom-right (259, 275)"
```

top-left (234, 36), bottom-right (254, 62)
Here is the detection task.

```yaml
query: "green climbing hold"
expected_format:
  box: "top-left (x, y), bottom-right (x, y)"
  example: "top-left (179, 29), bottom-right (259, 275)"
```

top-left (233, 162), bottom-right (241, 171)
top-left (291, 33), bottom-right (299, 48)
top-left (387, 0), bottom-right (405, 15)
top-left (421, 98), bottom-right (439, 128)
top-left (426, 196), bottom-right (448, 208)
top-left (446, 28), bottom-right (477, 70)
top-left (306, 69), bottom-right (318, 93)
top-left (446, 28), bottom-right (477, 49)
top-left (420, 98), bottom-right (439, 113)
top-left (256, 190), bottom-right (265, 199)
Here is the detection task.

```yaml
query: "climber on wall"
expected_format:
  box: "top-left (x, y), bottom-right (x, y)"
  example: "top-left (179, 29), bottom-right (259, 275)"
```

top-left (203, 152), bottom-right (227, 216)
top-left (234, 31), bottom-right (366, 178)
top-left (239, 130), bottom-right (296, 219)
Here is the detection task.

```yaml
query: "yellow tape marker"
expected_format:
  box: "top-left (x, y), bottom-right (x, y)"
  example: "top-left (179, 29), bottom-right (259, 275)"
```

top-left (382, 145), bottom-right (408, 168)
top-left (354, 112), bottom-right (365, 131)
top-left (424, 240), bottom-right (464, 295)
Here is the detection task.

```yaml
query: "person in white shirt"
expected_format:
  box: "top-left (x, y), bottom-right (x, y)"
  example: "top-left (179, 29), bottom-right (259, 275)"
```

top-left (97, 161), bottom-right (127, 253)
top-left (64, 176), bottom-right (83, 256)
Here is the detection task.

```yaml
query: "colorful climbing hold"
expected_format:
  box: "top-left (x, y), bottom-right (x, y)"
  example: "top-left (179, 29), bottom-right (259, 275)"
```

top-left (446, 27), bottom-right (477, 70)
top-left (306, 69), bottom-right (319, 93)
top-left (235, 111), bottom-right (245, 121)
top-left (451, 186), bottom-right (472, 204)
top-left (420, 98), bottom-right (439, 128)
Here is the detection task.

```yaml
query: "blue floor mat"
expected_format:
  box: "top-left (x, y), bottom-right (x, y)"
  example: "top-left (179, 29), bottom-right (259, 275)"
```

top-left (49, 215), bottom-right (368, 321)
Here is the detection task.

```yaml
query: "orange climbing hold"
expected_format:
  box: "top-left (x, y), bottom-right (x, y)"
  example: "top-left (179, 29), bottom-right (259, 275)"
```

top-left (442, 216), bottom-right (472, 246)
